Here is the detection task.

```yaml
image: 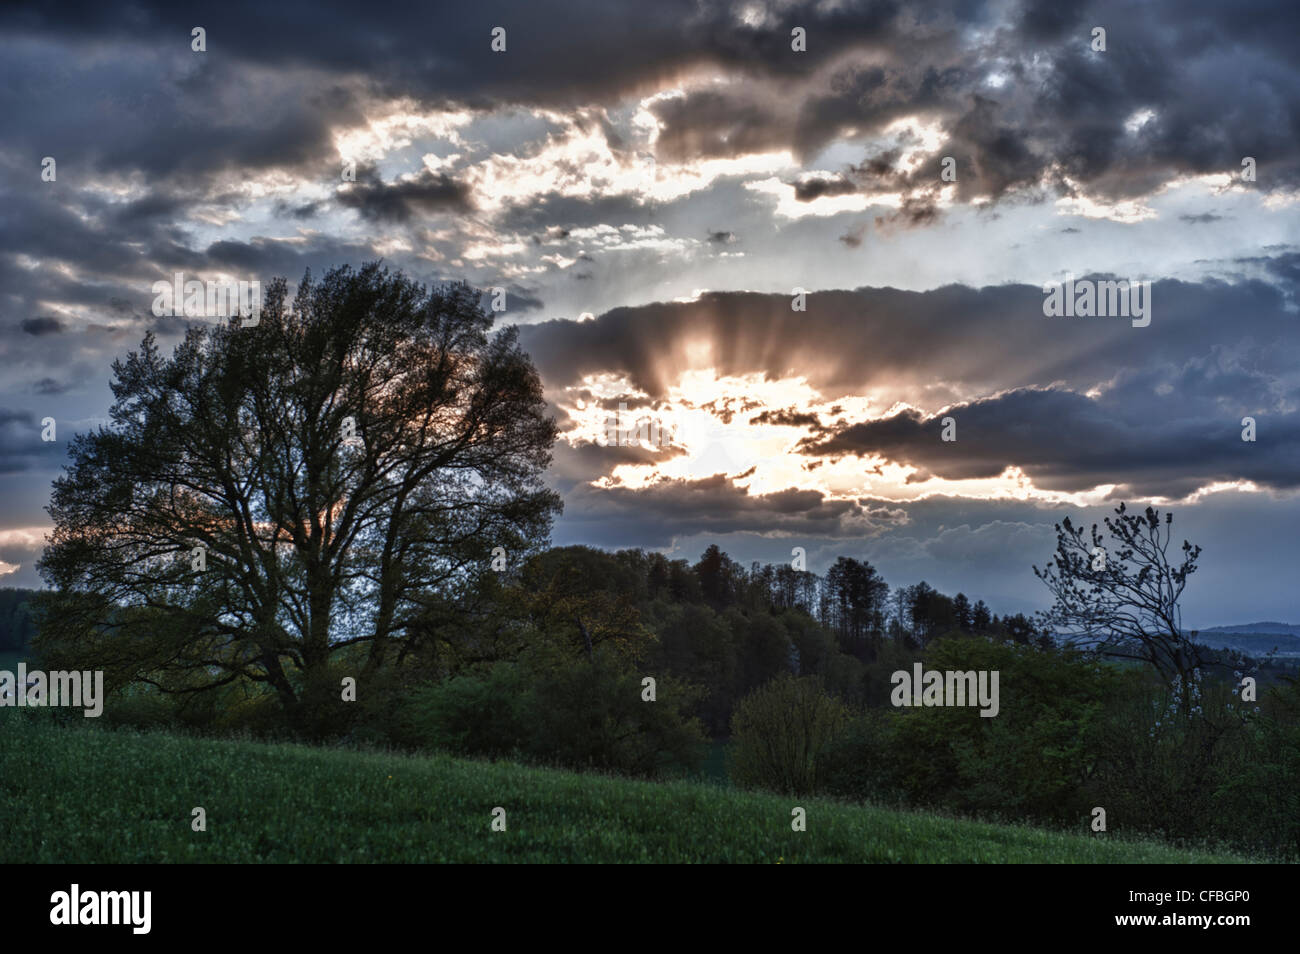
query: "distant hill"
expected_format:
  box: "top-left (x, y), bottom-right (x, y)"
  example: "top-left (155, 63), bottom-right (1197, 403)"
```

top-left (1200, 621), bottom-right (1300, 637)
top-left (1190, 622), bottom-right (1300, 658)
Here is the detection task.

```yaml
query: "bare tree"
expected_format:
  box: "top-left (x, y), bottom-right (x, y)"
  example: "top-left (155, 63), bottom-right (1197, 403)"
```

top-left (1034, 503), bottom-right (1206, 712)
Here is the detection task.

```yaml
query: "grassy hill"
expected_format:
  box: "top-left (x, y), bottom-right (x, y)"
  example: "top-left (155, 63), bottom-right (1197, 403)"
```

top-left (0, 711), bottom-right (1255, 863)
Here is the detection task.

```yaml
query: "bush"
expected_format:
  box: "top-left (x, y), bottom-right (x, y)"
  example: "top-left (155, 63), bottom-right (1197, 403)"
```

top-left (820, 708), bottom-right (898, 803)
top-left (1086, 665), bottom-right (1298, 857)
top-left (886, 637), bottom-right (1117, 824)
top-left (1085, 670), bottom-right (1228, 840)
top-left (398, 654), bottom-right (706, 778)
top-left (1216, 683), bottom-right (1300, 859)
top-left (400, 664), bottom-right (532, 760)
top-left (98, 684), bottom-right (181, 731)
top-left (728, 674), bottom-right (849, 796)
top-left (524, 653), bottom-right (706, 777)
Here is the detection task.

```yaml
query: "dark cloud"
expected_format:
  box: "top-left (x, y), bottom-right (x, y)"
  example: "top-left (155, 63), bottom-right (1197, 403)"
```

top-left (20, 317), bottom-right (63, 336)
top-left (1, 0), bottom-right (1297, 230)
top-left (800, 386), bottom-right (1300, 496)
top-left (548, 440), bottom-right (686, 494)
top-left (749, 407), bottom-right (825, 430)
top-left (274, 199), bottom-right (325, 220)
top-left (0, 409), bottom-right (66, 475)
top-left (646, 1), bottom-right (1300, 205)
top-left (652, 89), bottom-right (794, 163)
top-left (556, 473), bottom-right (902, 549)
top-left (874, 194), bottom-right (941, 229)
top-left (793, 176), bottom-right (858, 202)
top-left (839, 224), bottom-right (868, 247)
top-left (518, 268), bottom-right (1299, 406)
top-left (0, 0), bottom-right (911, 139)
top-left (1261, 250), bottom-right (1300, 287)
top-left (0, 37), bottom-right (362, 192)
top-left (2, 0), bottom-right (1294, 360)
top-left (32, 379), bottom-right (69, 396)
top-left (485, 286), bottom-right (545, 314)
top-left (168, 234), bottom-right (400, 290)
top-left (335, 165), bottom-right (473, 223)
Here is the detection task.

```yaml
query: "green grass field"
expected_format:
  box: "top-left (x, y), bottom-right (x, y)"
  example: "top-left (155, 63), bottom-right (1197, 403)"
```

top-left (0, 710), bottom-right (1256, 863)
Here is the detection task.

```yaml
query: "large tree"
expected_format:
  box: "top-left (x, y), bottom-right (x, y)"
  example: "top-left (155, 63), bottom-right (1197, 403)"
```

top-left (1033, 503), bottom-right (1206, 710)
top-left (36, 263), bottom-right (560, 726)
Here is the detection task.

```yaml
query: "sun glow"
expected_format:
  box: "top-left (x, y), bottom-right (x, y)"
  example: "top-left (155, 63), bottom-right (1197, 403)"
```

top-left (557, 368), bottom-right (1170, 508)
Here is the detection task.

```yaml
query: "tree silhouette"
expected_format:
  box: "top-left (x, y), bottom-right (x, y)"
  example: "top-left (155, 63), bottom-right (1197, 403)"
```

top-left (824, 556), bottom-right (888, 660)
top-left (36, 263), bottom-right (560, 729)
top-left (1034, 503), bottom-right (1206, 712)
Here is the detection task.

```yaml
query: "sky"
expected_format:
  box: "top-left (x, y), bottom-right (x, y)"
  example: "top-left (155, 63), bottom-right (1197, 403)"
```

top-left (1, 0), bottom-right (1297, 627)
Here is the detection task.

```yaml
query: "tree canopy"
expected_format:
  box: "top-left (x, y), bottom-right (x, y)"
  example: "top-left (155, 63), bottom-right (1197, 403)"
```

top-left (36, 263), bottom-right (560, 727)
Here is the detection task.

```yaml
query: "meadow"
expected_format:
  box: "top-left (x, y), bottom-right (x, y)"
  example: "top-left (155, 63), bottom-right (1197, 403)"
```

top-left (0, 710), bottom-right (1254, 864)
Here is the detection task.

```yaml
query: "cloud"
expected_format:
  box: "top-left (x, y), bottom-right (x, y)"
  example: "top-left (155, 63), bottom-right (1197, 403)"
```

top-left (749, 407), bottom-right (825, 430)
top-left (519, 270), bottom-right (1299, 408)
top-left (0, 409), bottom-right (66, 476)
top-left (336, 165), bottom-right (473, 223)
top-left (556, 472), bottom-right (904, 549)
top-left (0, 526), bottom-right (51, 588)
top-left (794, 175), bottom-right (859, 202)
top-left (33, 378), bottom-right (69, 396)
top-left (20, 317), bottom-right (63, 336)
top-left (839, 223), bottom-right (868, 247)
top-left (800, 385), bottom-right (1300, 497)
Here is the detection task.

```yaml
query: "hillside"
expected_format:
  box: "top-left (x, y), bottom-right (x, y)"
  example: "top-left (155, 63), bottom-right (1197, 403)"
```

top-left (1200, 621), bottom-right (1300, 637)
top-left (1192, 623), bottom-right (1300, 658)
top-left (0, 712), bottom-right (1253, 864)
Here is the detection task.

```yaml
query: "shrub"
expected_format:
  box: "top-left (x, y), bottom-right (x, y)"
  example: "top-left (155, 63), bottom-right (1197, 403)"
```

top-left (728, 674), bottom-right (849, 796)
top-left (820, 708), bottom-right (899, 803)
top-left (400, 664), bottom-right (531, 760)
top-left (886, 637), bottom-right (1117, 824)
top-left (398, 654), bottom-right (707, 778)
top-left (1216, 686), bottom-right (1300, 858)
top-left (524, 652), bottom-right (706, 777)
top-left (1086, 669), bottom-right (1253, 845)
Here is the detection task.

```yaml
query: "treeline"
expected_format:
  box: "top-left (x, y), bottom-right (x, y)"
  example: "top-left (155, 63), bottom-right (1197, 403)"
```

top-left (648, 544), bottom-right (1045, 655)
top-left (584, 544), bottom-right (1045, 735)
top-left (76, 542), bottom-right (1040, 744)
